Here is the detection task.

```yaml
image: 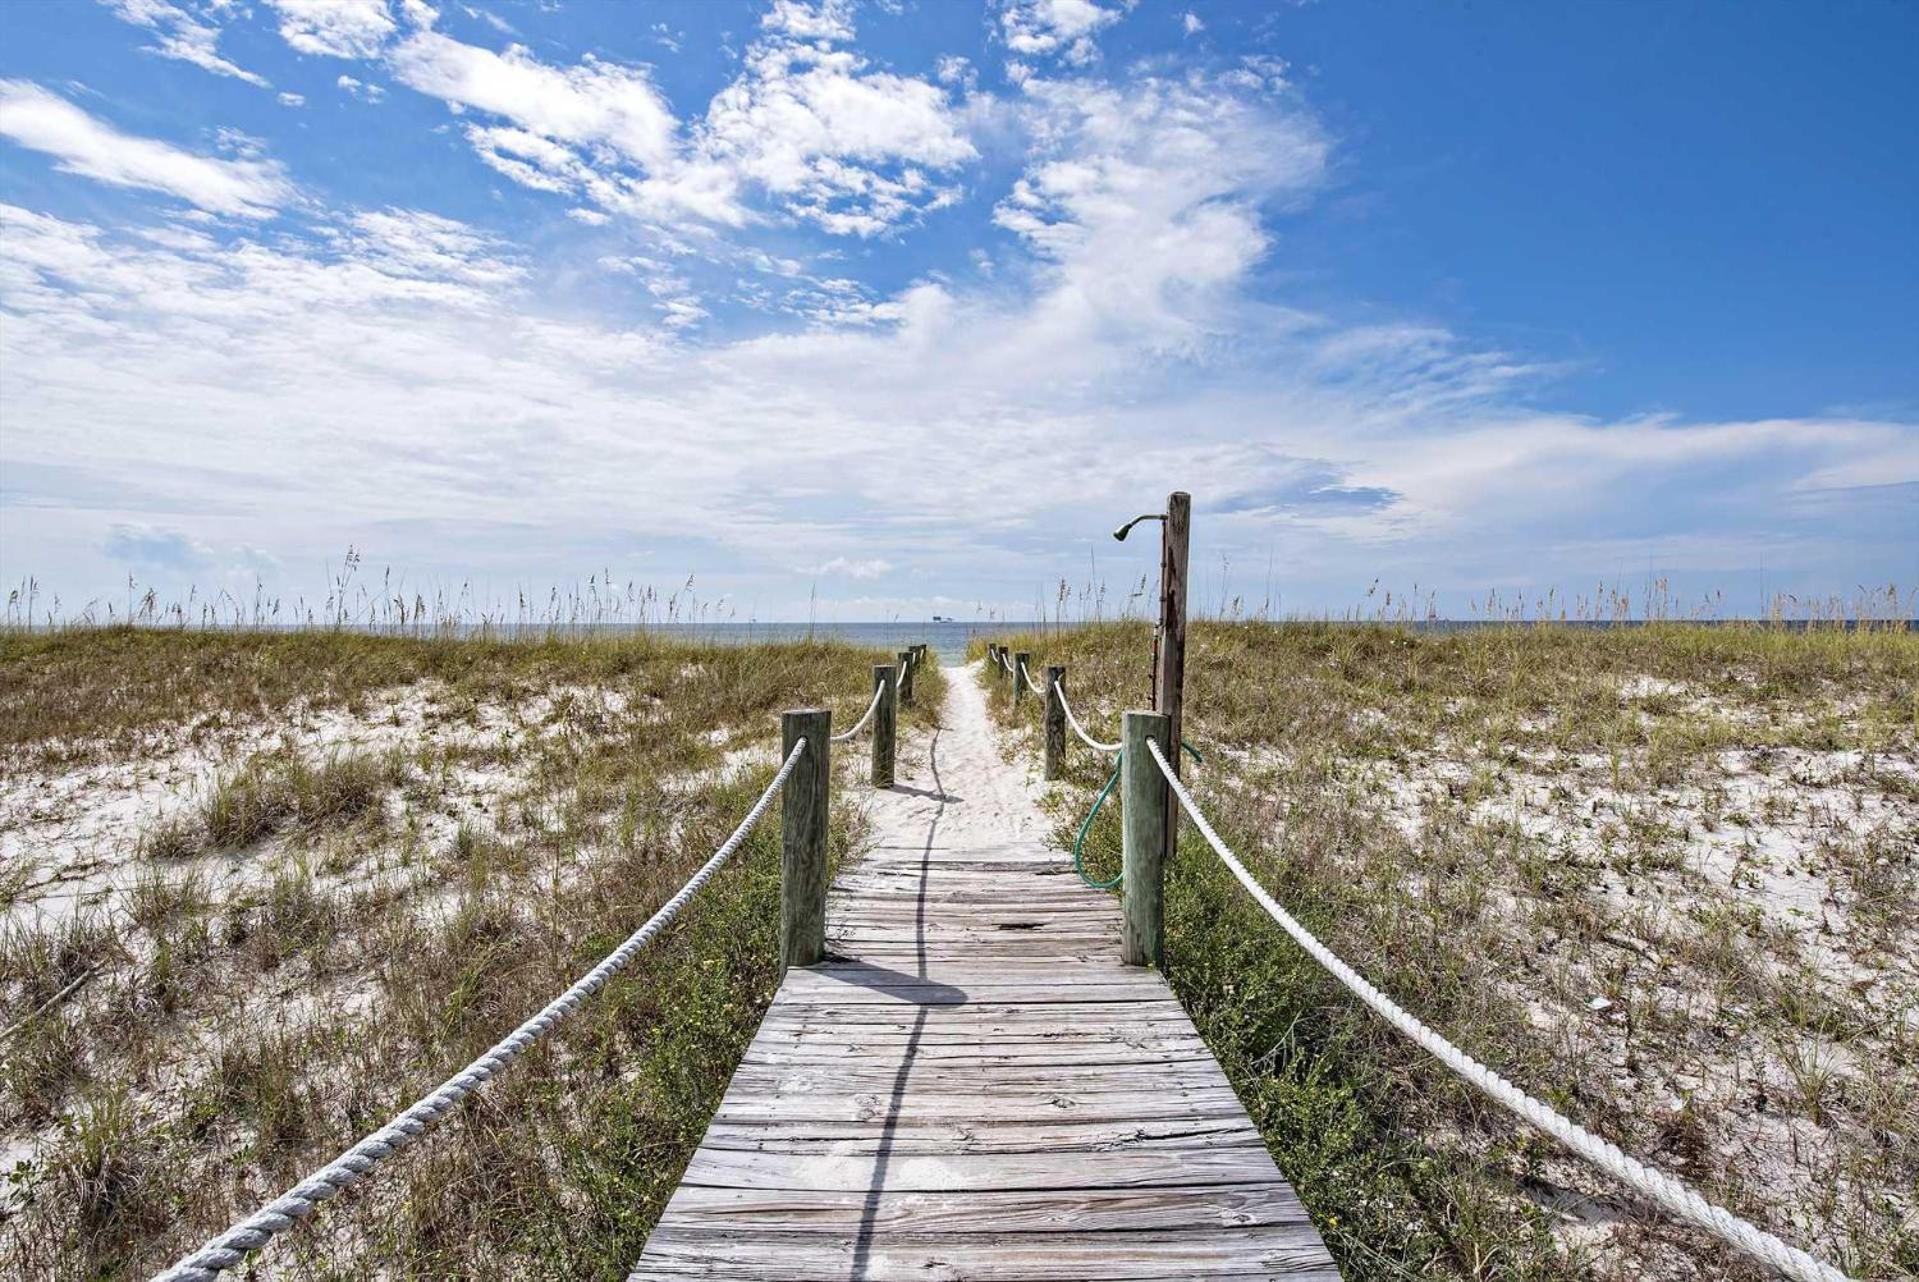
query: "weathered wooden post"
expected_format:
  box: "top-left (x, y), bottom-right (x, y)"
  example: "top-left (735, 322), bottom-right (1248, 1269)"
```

top-left (1120, 709), bottom-right (1171, 968)
top-left (1043, 664), bottom-right (1067, 780)
top-left (871, 664), bottom-right (897, 788)
top-left (897, 649), bottom-right (915, 705)
top-left (1043, 671), bottom-right (1074, 783)
top-left (1153, 491), bottom-right (1191, 867)
top-left (1012, 649), bottom-right (1031, 707)
top-left (780, 708), bottom-right (829, 970)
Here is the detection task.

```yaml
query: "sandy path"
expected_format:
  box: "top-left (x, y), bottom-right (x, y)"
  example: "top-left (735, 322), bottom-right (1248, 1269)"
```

top-left (850, 661), bottom-right (1054, 850)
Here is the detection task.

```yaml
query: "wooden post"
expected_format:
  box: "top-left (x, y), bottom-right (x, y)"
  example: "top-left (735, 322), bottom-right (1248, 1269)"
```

top-left (1012, 649), bottom-right (1031, 707)
top-left (871, 664), bottom-right (897, 788)
top-left (1153, 491), bottom-right (1191, 867)
top-left (1121, 710), bottom-right (1172, 968)
top-left (896, 649), bottom-right (915, 706)
top-left (1043, 664), bottom-right (1066, 780)
top-left (780, 708), bottom-right (829, 970)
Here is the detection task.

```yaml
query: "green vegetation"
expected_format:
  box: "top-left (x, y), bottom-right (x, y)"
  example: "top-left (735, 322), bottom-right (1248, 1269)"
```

top-left (978, 621), bottom-right (1917, 1281)
top-left (0, 627), bottom-right (944, 1279)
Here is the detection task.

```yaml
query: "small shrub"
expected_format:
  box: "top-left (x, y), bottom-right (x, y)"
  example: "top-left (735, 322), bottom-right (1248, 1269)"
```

top-left (1, 1010), bottom-right (86, 1123)
top-left (126, 868), bottom-right (209, 933)
top-left (136, 811), bottom-right (203, 861)
top-left (202, 749), bottom-right (404, 849)
top-left (57, 1085), bottom-right (169, 1252)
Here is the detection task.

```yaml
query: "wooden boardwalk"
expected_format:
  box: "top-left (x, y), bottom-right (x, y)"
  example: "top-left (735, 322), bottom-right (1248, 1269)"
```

top-left (633, 679), bottom-right (1338, 1280)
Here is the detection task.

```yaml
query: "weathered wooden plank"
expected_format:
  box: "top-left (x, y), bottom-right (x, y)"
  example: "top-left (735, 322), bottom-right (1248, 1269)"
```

top-left (747, 1026), bottom-right (1207, 1048)
top-left (648, 1184), bottom-right (1312, 1235)
top-left (696, 1115), bottom-right (1266, 1154)
top-left (775, 979), bottom-right (1174, 1006)
top-left (721, 1067), bottom-right (1240, 1097)
top-left (634, 1228), bottom-right (1337, 1281)
top-left (756, 1004), bottom-right (1192, 1026)
top-left (679, 1145), bottom-right (1285, 1192)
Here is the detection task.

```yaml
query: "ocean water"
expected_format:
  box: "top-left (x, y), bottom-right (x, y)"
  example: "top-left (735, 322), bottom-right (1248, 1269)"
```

top-left (640, 620), bottom-right (1045, 654)
top-left (623, 618), bottom-right (1905, 652)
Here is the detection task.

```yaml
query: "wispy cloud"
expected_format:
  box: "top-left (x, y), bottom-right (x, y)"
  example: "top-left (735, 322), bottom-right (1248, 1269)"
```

top-left (806, 557), bottom-right (893, 579)
top-left (103, 521), bottom-right (213, 570)
top-left (0, 81), bottom-right (293, 217)
top-left (300, 0), bottom-right (981, 236)
top-left (265, 0), bottom-right (397, 60)
top-left (104, 0), bottom-right (271, 87)
top-left (999, 0), bottom-right (1129, 67)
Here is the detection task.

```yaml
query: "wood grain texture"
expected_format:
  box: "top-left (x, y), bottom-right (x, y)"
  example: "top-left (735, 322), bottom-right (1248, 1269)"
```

top-left (1043, 664), bottom-right (1066, 781)
top-left (1121, 710), bottom-right (1171, 969)
top-left (633, 755), bottom-right (1335, 1279)
top-left (872, 665), bottom-right (897, 789)
top-left (779, 709), bottom-right (830, 969)
top-left (1154, 489), bottom-right (1190, 868)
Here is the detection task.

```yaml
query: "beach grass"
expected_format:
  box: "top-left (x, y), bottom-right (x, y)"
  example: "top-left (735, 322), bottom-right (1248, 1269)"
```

top-left (977, 620), bottom-right (1917, 1281)
top-left (0, 626), bottom-right (943, 1279)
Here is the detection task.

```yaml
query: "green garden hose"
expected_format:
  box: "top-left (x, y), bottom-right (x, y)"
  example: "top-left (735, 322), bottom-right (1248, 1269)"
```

top-left (1069, 739), bottom-right (1202, 889)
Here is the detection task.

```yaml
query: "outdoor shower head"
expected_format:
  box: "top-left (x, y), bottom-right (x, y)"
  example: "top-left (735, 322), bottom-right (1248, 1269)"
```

top-left (1112, 512), bottom-right (1165, 542)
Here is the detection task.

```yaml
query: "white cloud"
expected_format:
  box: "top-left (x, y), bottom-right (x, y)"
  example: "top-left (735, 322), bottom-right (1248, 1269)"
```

top-left (1000, 0), bottom-right (1128, 66)
top-left (339, 208), bottom-right (525, 286)
top-left (935, 55), bottom-right (974, 87)
top-left (335, 73), bottom-right (387, 101)
top-left (0, 81), bottom-right (293, 218)
top-left (762, 0), bottom-right (855, 42)
top-left (388, 33), bottom-right (677, 167)
top-left (991, 64), bottom-right (1327, 352)
top-left (807, 557), bottom-right (892, 579)
top-left (366, 6), bottom-right (973, 237)
top-left (103, 522), bottom-right (214, 569)
top-left (104, 0), bottom-right (270, 86)
top-left (599, 252), bottom-right (706, 330)
top-left (267, 0), bottom-right (397, 59)
top-left (278, 91), bottom-right (307, 107)
top-left (673, 27), bottom-right (977, 236)
top-left (1182, 11), bottom-right (1205, 35)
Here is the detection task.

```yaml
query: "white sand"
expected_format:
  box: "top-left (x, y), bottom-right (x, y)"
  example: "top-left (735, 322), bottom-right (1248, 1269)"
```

top-left (850, 661), bottom-right (1055, 849)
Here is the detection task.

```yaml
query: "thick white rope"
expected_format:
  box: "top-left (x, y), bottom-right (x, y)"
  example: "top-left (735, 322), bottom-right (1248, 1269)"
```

top-left (830, 678), bottom-right (885, 742)
top-left (152, 739), bottom-right (809, 1282)
top-left (1142, 738), bottom-right (1849, 1282)
top-left (1053, 678), bottom-right (1120, 753)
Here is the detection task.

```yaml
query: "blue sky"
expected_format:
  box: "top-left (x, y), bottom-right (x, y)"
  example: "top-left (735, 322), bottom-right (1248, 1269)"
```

top-left (1, 0), bottom-right (1913, 622)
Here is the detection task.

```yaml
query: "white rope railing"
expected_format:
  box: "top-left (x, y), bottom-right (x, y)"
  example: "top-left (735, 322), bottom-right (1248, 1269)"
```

top-left (830, 678), bottom-right (885, 742)
top-left (1053, 677), bottom-right (1120, 753)
top-left (153, 739), bottom-right (810, 1282)
top-left (1141, 738), bottom-right (1849, 1282)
